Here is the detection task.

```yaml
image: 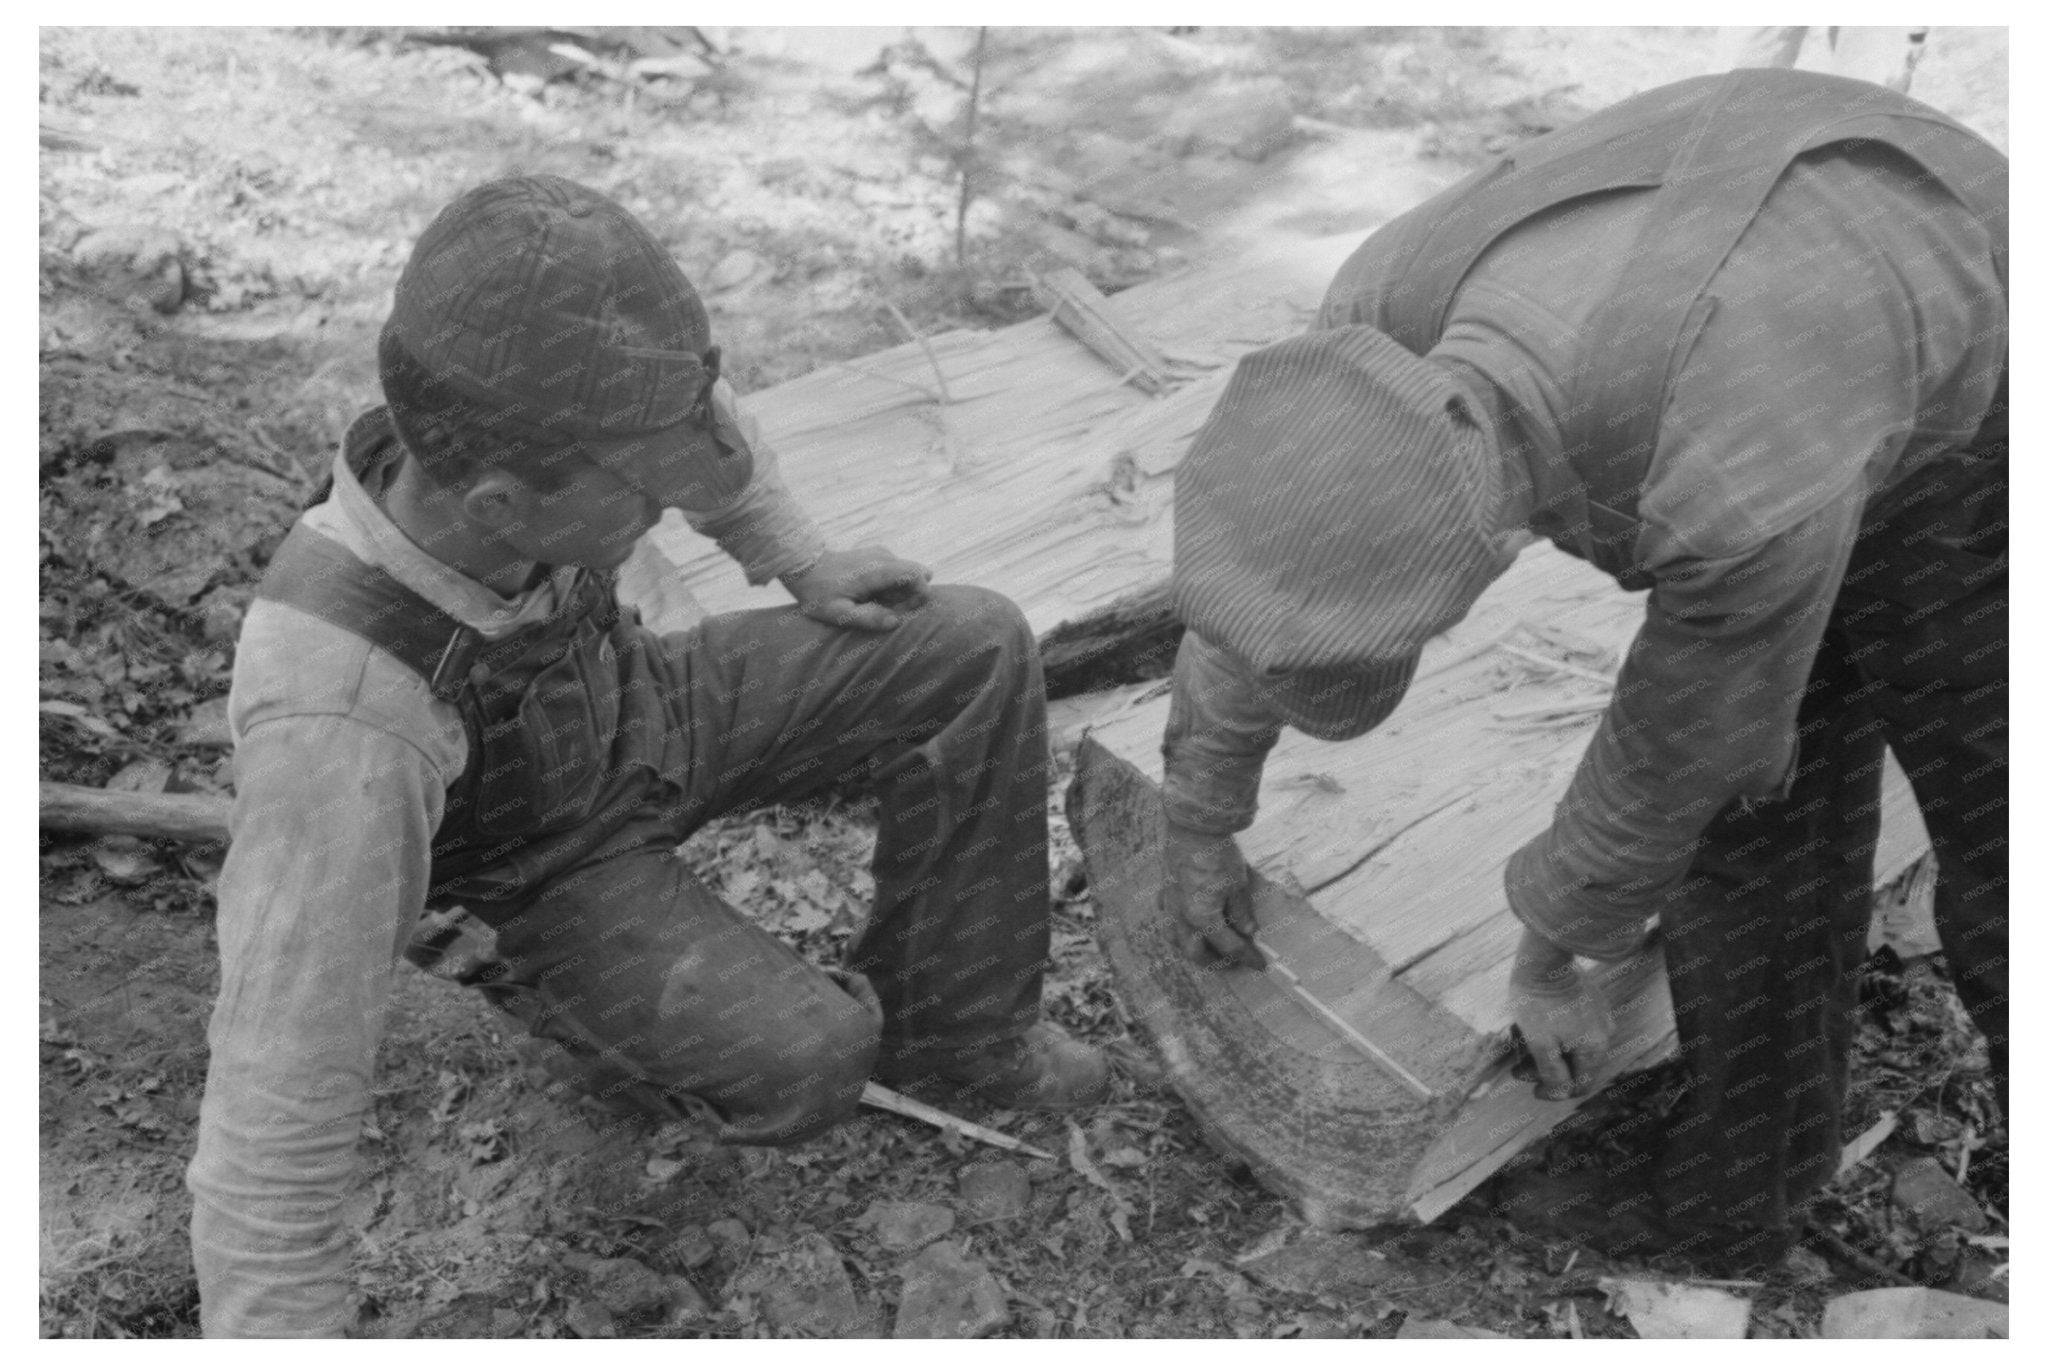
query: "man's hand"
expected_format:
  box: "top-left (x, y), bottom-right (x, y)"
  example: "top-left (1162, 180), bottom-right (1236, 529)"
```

top-left (1509, 926), bottom-right (1610, 1100)
top-left (1162, 820), bottom-right (1263, 970)
top-left (783, 547), bottom-right (932, 631)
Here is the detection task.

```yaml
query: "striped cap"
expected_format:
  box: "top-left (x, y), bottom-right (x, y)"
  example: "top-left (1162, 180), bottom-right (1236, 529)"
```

top-left (379, 175), bottom-right (752, 509)
top-left (1172, 325), bottom-right (1512, 739)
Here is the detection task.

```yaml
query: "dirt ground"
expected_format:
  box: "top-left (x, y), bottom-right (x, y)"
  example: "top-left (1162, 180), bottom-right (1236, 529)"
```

top-left (39, 25), bottom-right (2008, 1338)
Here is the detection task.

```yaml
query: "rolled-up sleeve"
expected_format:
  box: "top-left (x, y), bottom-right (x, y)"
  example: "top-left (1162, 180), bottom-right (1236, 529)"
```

top-left (1162, 630), bottom-right (1286, 835)
top-left (187, 713), bottom-right (446, 1337)
top-left (1504, 498), bottom-right (1861, 958)
top-left (678, 382), bottom-right (828, 585)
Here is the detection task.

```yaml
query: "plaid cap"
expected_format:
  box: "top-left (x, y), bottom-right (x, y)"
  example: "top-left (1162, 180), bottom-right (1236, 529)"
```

top-left (1172, 325), bottom-right (1513, 740)
top-left (379, 174), bottom-right (753, 509)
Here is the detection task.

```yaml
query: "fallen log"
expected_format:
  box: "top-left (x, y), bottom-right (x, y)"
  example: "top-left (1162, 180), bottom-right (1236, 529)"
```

top-left (1066, 540), bottom-right (1937, 1227)
top-left (40, 781), bottom-right (229, 844)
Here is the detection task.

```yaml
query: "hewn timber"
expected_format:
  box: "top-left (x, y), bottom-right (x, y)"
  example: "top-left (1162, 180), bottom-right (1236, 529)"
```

top-left (1067, 540), bottom-right (1935, 1226)
top-left (631, 233), bottom-right (1365, 695)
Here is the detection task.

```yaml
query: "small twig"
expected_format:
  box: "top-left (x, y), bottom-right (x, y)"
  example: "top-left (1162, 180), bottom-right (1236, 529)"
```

top-left (883, 303), bottom-right (955, 407)
top-left (1804, 1226), bottom-right (1921, 1288)
top-left (245, 419), bottom-right (311, 485)
top-left (832, 359), bottom-right (942, 403)
top-left (1491, 697), bottom-right (1608, 723)
top-left (859, 1081), bottom-right (1053, 1160)
top-left (1496, 642), bottom-right (1613, 688)
top-left (880, 304), bottom-right (960, 470)
top-left (1836, 1109), bottom-right (1899, 1177)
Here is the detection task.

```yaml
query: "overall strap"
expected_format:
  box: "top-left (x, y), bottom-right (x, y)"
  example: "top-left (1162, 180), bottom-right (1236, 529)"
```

top-left (1572, 71), bottom-right (2007, 562)
top-left (255, 523), bottom-right (482, 700)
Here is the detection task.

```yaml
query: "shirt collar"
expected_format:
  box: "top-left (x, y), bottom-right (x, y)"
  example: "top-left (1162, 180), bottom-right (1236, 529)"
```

top-left (304, 408), bottom-right (570, 640)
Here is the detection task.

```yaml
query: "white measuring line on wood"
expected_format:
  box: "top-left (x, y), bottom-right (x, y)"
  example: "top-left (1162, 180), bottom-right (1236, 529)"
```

top-left (1248, 939), bottom-right (1436, 1101)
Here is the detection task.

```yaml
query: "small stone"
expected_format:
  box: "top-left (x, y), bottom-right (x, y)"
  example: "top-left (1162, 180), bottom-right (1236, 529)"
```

top-left (892, 1241), bottom-right (1008, 1339)
top-left (198, 590), bottom-right (246, 645)
top-left (729, 1232), bottom-right (876, 1338)
top-left (1891, 1157), bottom-right (1990, 1233)
top-left (1783, 1245), bottom-right (1835, 1286)
top-left (1231, 104), bottom-right (1300, 162)
top-left (866, 1200), bottom-right (956, 1254)
top-left (1945, 1247), bottom-right (2009, 1305)
top-left (587, 1256), bottom-right (668, 1320)
top-left (72, 224), bottom-right (186, 313)
top-left (563, 1297), bottom-right (617, 1339)
top-left (1398, 1319), bottom-right (1508, 1339)
top-left (958, 1161), bottom-right (1032, 1225)
top-left (1239, 1231), bottom-right (1398, 1298)
top-left (124, 171), bottom-right (184, 199)
top-left (671, 1222), bottom-right (716, 1270)
top-left (706, 248), bottom-right (764, 292)
top-left (414, 1293), bottom-right (505, 1338)
top-left (707, 1217), bottom-right (752, 1254)
top-left (1600, 1277), bottom-right (1753, 1339)
top-left (663, 1275), bottom-right (711, 1323)
top-left (1822, 1287), bottom-right (2008, 1339)
top-left (489, 1308), bottom-right (525, 1337)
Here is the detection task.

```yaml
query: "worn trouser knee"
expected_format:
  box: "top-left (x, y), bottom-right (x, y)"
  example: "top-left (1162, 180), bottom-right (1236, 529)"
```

top-left (703, 1001), bottom-right (881, 1146)
top-left (916, 584), bottom-right (1036, 689)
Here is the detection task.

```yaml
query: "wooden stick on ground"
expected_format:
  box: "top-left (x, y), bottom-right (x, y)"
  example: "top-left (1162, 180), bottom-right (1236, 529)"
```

top-left (859, 1082), bottom-right (1055, 1160)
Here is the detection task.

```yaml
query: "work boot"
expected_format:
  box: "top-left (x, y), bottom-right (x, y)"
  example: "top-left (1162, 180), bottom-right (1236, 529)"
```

top-left (877, 1021), bottom-right (1110, 1110)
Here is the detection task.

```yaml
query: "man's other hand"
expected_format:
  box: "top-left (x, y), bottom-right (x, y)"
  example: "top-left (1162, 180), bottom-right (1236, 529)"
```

top-left (1509, 926), bottom-right (1611, 1100)
top-left (784, 547), bottom-right (932, 631)
top-left (1162, 820), bottom-right (1263, 970)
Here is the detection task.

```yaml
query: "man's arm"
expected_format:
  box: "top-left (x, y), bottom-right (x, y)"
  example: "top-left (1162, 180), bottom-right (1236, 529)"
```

top-left (187, 711), bottom-right (448, 1337)
top-left (1504, 497), bottom-right (1862, 960)
top-left (674, 380), bottom-right (829, 586)
top-left (1159, 630), bottom-right (1286, 967)
top-left (1163, 630), bottom-right (1285, 836)
top-left (678, 381), bottom-right (929, 629)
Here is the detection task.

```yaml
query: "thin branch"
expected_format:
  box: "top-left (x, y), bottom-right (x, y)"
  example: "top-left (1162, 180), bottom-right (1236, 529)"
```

top-left (831, 359), bottom-right (941, 403)
top-left (883, 303), bottom-right (955, 407)
top-left (955, 26), bottom-right (988, 270)
top-left (1495, 641), bottom-right (1613, 688)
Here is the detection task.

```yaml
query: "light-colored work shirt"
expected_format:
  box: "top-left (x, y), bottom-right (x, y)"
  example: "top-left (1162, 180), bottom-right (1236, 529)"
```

top-left (187, 385), bottom-right (821, 1337)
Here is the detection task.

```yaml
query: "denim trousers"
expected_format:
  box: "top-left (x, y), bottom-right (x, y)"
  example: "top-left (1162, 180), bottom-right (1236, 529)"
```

top-left (1650, 446), bottom-right (2007, 1248)
top-left (410, 584), bottom-right (1053, 1144)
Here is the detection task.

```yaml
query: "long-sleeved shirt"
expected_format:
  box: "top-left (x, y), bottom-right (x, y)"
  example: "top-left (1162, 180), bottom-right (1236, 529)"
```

top-left (187, 382), bottom-right (823, 1337)
top-left (1165, 141), bottom-right (2005, 959)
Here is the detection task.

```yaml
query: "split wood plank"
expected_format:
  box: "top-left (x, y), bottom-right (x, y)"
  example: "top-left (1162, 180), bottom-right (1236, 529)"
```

top-left (633, 234), bottom-right (1362, 667)
top-left (1067, 539), bottom-right (1935, 1227)
top-left (1031, 265), bottom-right (1173, 395)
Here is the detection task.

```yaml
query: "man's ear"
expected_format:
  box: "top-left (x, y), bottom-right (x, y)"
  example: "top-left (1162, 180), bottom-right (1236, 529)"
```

top-left (460, 469), bottom-right (530, 531)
